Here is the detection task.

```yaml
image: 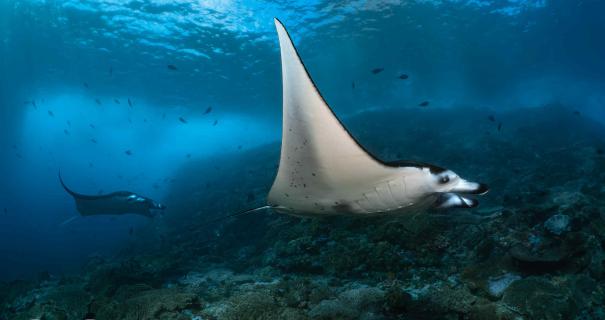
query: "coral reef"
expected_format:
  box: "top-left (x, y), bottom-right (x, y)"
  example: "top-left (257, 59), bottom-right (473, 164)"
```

top-left (2, 106), bottom-right (604, 319)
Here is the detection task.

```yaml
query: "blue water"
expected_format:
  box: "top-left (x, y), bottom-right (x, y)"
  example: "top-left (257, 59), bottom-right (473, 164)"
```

top-left (0, 0), bottom-right (603, 281)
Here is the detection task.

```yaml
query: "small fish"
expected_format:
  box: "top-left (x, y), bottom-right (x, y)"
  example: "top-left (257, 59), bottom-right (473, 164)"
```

top-left (488, 115), bottom-right (495, 122)
top-left (89, 162), bottom-right (94, 168)
top-left (3, 208), bottom-right (7, 214)
top-left (418, 101), bottom-right (429, 107)
top-left (497, 122), bottom-right (502, 131)
top-left (213, 120), bottom-right (218, 126)
top-left (11, 144), bottom-right (17, 150)
top-left (127, 98), bottom-right (133, 108)
top-left (109, 66), bottom-right (113, 76)
top-left (237, 145), bottom-right (242, 150)
top-left (371, 68), bottom-right (384, 74)
top-left (90, 138), bottom-right (97, 144)
top-left (179, 117), bottom-right (188, 124)
top-left (114, 99), bottom-right (120, 104)
top-left (89, 124), bottom-right (96, 129)
top-left (162, 113), bottom-right (166, 119)
top-left (167, 64), bottom-right (178, 70)
top-left (573, 110), bottom-right (581, 116)
top-left (83, 82), bottom-right (89, 89)
top-left (186, 153), bottom-right (191, 159)
top-left (48, 110), bottom-right (55, 117)
top-left (32, 101), bottom-right (37, 109)
top-left (15, 153), bottom-right (22, 159)
top-left (128, 117), bottom-right (132, 124)
top-left (67, 120), bottom-right (71, 127)
top-left (63, 129), bottom-right (70, 136)
top-left (143, 118), bottom-right (147, 123)
top-left (204, 106), bottom-right (212, 114)
top-left (351, 81), bottom-right (355, 89)
top-left (129, 227), bottom-right (134, 236)
top-left (125, 150), bottom-right (132, 156)
top-left (94, 99), bottom-right (102, 105)
top-left (398, 74), bottom-right (409, 80)
top-left (597, 148), bottom-right (604, 155)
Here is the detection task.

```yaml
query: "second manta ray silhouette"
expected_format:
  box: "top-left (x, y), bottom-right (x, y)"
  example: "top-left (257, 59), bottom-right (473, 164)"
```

top-left (60, 174), bottom-right (165, 218)
top-left (262, 19), bottom-right (488, 217)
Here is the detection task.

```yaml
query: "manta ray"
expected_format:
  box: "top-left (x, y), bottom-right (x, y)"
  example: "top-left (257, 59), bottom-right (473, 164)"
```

top-left (262, 19), bottom-right (488, 217)
top-left (59, 174), bottom-right (165, 218)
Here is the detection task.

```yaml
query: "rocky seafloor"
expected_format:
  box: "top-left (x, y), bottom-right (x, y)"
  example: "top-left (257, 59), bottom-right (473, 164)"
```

top-left (2, 105), bottom-right (605, 319)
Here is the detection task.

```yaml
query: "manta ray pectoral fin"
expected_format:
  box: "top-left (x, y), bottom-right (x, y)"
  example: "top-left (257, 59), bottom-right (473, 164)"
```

top-left (269, 19), bottom-right (396, 212)
top-left (435, 193), bottom-right (478, 209)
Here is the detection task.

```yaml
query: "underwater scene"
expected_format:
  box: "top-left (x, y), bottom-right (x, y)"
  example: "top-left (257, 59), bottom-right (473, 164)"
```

top-left (1, 0), bottom-right (605, 319)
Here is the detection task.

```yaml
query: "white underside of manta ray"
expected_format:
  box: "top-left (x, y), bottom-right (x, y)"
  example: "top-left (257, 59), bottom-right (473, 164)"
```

top-left (265, 18), bottom-right (488, 217)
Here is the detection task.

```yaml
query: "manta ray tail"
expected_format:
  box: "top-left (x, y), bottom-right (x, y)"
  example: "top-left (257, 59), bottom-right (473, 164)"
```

top-left (59, 215), bottom-right (79, 227)
top-left (200, 205), bottom-right (273, 228)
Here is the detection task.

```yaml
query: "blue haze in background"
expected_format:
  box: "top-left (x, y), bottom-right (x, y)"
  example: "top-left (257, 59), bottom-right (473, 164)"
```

top-left (0, 0), bottom-right (603, 280)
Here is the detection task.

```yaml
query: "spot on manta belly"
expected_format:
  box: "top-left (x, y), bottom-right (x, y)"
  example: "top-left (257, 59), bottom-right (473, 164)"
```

top-left (332, 202), bottom-right (352, 212)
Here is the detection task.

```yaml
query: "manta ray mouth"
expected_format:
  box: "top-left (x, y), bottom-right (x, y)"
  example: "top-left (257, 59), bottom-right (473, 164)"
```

top-left (435, 193), bottom-right (479, 209)
top-left (435, 181), bottom-right (488, 209)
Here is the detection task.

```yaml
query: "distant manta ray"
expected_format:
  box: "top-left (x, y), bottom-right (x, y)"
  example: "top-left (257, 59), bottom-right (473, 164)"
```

top-left (59, 173), bottom-right (166, 219)
top-left (253, 19), bottom-right (488, 218)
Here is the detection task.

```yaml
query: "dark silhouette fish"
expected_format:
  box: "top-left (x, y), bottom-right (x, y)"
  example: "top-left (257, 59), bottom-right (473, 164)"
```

top-left (204, 106), bottom-right (212, 114)
top-left (127, 98), bottom-right (133, 108)
top-left (90, 138), bottom-right (97, 144)
top-left (125, 150), bottom-right (132, 156)
top-left (89, 124), bottom-right (96, 129)
top-left (67, 120), bottom-right (71, 127)
top-left (167, 64), bottom-right (178, 70)
top-left (498, 122), bottom-right (502, 131)
top-left (129, 227), bottom-right (134, 236)
top-left (213, 120), bottom-right (218, 126)
top-left (398, 74), bottom-right (409, 80)
top-left (179, 117), bottom-right (187, 124)
top-left (48, 110), bottom-right (54, 117)
top-left (109, 66), bottom-right (113, 76)
top-left (351, 81), bottom-right (355, 89)
top-left (23, 100), bottom-right (38, 109)
top-left (63, 129), bottom-right (70, 136)
top-left (83, 82), bottom-right (89, 89)
top-left (186, 153), bottom-right (191, 158)
top-left (25, 100), bottom-right (37, 109)
top-left (371, 68), bottom-right (384, 74)
top-left (59, 174), bottom-right (165, 218)
top-left (573, 110), bottom-right (581, 116)
top-left (488, 115), bottom-right (495, 122)
top-left (3, 208), bottom-right (7, 215)
top-left (418, 101), bottom-right (429, 107)
top-left (114, 99), bottom-right (120, 104)
top-left (95, 99), bottom-right (102, 105)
